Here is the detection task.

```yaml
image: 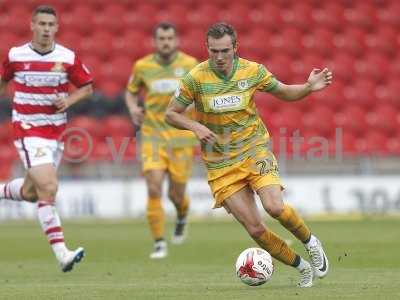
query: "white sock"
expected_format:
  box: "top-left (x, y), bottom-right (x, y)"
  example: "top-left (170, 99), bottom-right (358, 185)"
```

top-left (1, 178), bottom-right (25, 201)
top-left (304, 235), bottom-right (317, 248)
top-left (37, 201), bottom-right (68, 261)
top-left (295, 257), bottom-right (310, 272)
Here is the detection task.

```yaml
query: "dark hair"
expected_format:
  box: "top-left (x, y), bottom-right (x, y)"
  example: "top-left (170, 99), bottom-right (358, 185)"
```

top-left (206, 22), bottom-right (237, 47)
top-left (153, 22), bottom-right (178, 38)
top-left (32, 5), bottom-right (57, 18)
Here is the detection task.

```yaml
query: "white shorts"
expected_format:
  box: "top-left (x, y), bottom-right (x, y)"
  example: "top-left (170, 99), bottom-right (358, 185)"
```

top-left (14, 137), bottom-right (64, 169)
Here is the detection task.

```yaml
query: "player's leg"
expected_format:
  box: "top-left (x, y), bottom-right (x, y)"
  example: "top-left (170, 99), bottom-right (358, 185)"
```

top-left (0, 173), bottom-right (37, 202)
top-left (142, 141), bottom-right (169, 258)
top-left (28, 163), bottom-right (84, 272)
top-left (166, 146), bottom-right (193, 244)
top-left (144, 169), bottom-right (168, 259)
top-left (167, 177), bottom-right (189, 244)
top-left (14, 137), bottom-right (84, 272)
top-left (257, 185), bottom-right (329, 279)
top-left (223, 186), bottom-right (313, 287)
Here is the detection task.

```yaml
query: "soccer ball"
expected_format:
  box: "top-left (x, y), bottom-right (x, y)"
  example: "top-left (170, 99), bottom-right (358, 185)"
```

top-left (235, 248), bottom-right (274, 286)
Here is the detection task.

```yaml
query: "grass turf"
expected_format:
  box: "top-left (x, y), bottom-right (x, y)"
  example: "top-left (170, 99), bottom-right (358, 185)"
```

top-left (0, 217), bottom-right (399, 300)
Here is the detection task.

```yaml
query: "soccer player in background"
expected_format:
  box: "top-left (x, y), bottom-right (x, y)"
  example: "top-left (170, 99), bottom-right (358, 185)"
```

top-left (125, 23), bottom-right (198, 259)
top-left (0, 5), bottom-right (93, 272)
top-left (166, 23), bottom-right (331, 287)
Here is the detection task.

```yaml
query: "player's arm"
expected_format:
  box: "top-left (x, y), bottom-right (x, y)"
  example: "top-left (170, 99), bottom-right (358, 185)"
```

top-left (269, 68), bottom-right (333, 102)
top-left (125, 90), bottom-right (144, 126)
top-left (54, 83), bottom-right (93, 113)
top-left (166, 98), bottom-right (217, 144)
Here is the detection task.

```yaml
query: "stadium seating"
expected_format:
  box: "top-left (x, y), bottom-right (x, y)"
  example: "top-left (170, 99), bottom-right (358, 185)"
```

top-left (0, 0), bottom-right (399, 167)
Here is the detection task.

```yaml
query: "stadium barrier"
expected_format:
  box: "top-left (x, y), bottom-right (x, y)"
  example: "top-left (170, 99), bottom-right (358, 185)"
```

top-left (1, 176), bottom-right (400, 220)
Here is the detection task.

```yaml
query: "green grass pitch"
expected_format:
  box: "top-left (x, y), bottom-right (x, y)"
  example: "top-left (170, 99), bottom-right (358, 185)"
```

top-left (0, 217), bottom-right (399, 300)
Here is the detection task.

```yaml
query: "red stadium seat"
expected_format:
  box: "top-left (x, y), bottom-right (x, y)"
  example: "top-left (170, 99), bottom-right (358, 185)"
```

top-left (249, 3), bottom-right (283, 34)
top-left (366, 27), bottom-right (397, 58)
top-left (217, 3), bottom-right (251, 33)
top-left (386, 133), bottom-right (400, 155)
top-left (60, 5), bottom-right (94, 35)
top-left (355, 130), bottom-right (389, 155)
top-left (270, 28), bottom-right (304, 59)
top-left (264, 54), bottom-right (293, 83)
top-left (93, 3), bottom-right (126, 34)
top-left (241, 29), bottom-right (271, 63)
top-left (123, 4), bottom-right (158, 32)
top-left (313, 81), bottom-right (345, 110)
top-left (155, 4), bottom-right (189, 32)
top-left (187, 4), bottom-right (219, 31)
top-left (0, 145), bottom-right (16, 180)
top-left (376, 79), bottom-right (400, 108)
top-left (334, 105), bottom-right (367, 136)
top-left (366, 105), bottom-right (398, 135)
top-left (254, 92), bottom-right (282, 113)
top-left (339, 130), bottom-right (358, 156)
top-left (281, 3), bottom-right (313, 32)
top-left (388, 57), bottom-right (400, 79)
top-left (311, 2), bottom-right (345, 32)
top-left (291, 54), bottom-right (325, 82)
top-left (302, 105), bottom-right (335, 136)
top-left (0, 120), bottom-right (13, 144)
top-left (7, 6), bottom-right (31, 37)
top-left (90, 140), bottom-right (111, 161)
top-left (333, 28), bottom-right (367, 58)
top-left (98, 80), bottom-right (124, 98)
top-left (343, 79), bottom-right (376, 109)
top-left (180, 29), bottom-right (207, 59)
top-left (377, 3), bottom-right (400, 28)
top-left (79, 30), bottom-right (114, 60)
top-left (302, 29), bottom-right (334, 58)
top-left (101, 115), bottom-right (134, 139)
top-left (269, 106), bottom-right (303, 136)
top-left (354, 54), bottom-right (389, 83)
top-left (100, 56), bottom-right (133, 88)
top-left (328, 53), bottom-right (356, 83)
top-left (58, 31), bottom-right (82, 49)
top-left (115, 31), bottom-right (149, 59)
top-left (68, 116), bottom-right (104, 141)
top-left (343, 3), bottom-right (378, 31)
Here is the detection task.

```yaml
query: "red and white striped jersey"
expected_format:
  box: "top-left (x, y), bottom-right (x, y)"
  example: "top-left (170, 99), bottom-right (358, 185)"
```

top-left (0, 42), bottom-right (93, 140)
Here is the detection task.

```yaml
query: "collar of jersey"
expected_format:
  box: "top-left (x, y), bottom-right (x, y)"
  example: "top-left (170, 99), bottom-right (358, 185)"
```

top-left (29, 42), bottom-right (55, 56)
top-left (153, 51), bottom-right (179, 67)
top-left (209, 57), bottom-right (239, 81)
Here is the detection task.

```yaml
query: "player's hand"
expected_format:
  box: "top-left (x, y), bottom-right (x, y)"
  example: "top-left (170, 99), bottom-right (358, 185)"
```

top-left (193, 123), bottom-right (218, 145)
top-left (54, 96), bottom-right (71, 113)
top-left (129, 106), bottom-right (144, 126)
top-left (129, 106), bottom-right (145, 126)
top-left (307, 68), bottom-right (333, 91)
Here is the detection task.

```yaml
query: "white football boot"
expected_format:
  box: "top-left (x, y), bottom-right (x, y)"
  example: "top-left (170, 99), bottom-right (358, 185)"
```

top-left (59, 247), bottom-right (85, 272)
top-left (150, 240), bottom-right (168, 259)
top-left (297, 260), bottom-right (314, 288)
top-left (305, 235), bottom-right (329, 278)
top-left (171, 218), bottom-right (187, 245)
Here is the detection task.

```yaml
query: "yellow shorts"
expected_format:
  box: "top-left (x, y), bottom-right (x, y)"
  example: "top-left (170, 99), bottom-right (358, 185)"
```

top-left (141, 142), bottom-right (194, 183)
top-left (208, 148), bottom-right (282, 208)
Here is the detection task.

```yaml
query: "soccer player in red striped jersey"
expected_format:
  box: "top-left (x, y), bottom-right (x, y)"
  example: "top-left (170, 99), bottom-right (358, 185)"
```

top-left (0, 5), bottom-right (93, 272)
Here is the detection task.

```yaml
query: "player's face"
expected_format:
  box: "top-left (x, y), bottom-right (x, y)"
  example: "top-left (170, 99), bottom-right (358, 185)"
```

top-left (207, 35), bottom-right (237, 75)
top-left (154, 28), bottom-right (178, 57)
top-left (31, 13), bottom-right (58, 46)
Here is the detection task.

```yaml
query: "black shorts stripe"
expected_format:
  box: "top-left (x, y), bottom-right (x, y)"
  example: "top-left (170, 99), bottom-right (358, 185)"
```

top-left (21, 138), bottom-right (31, 168)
